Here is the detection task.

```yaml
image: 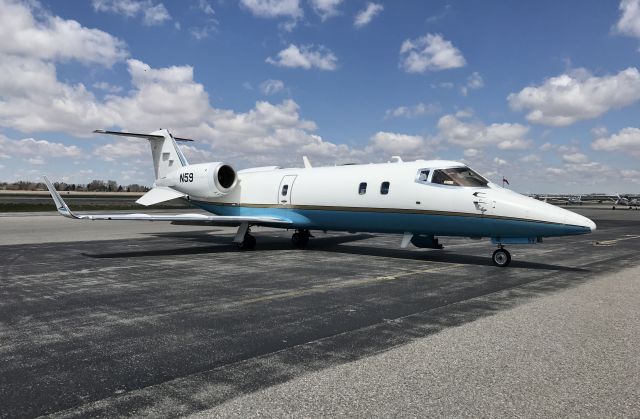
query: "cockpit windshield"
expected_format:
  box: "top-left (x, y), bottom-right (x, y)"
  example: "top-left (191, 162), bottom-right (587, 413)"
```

top-left (431, 167), bottom-right (488, 187)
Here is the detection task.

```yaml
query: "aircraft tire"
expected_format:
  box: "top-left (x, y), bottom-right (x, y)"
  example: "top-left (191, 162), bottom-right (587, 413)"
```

top-left (492, 248), bottom-right (511, 267)
top-left (292, 231), bottom-right (310, 247)
top-left (237, 233), bottom-right (256, 250)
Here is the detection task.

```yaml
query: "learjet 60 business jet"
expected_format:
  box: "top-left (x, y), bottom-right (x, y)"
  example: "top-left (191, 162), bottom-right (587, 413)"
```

top-left (44, 129), bottom-right (596, 267)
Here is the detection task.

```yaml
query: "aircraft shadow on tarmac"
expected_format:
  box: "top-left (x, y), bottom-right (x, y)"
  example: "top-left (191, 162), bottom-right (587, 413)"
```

top-left (82, 232), bottom-right (587, 272)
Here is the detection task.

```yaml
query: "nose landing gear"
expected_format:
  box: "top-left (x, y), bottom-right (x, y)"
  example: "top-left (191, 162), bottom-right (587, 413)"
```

top-left (492, 246), bottom-right (511, 267)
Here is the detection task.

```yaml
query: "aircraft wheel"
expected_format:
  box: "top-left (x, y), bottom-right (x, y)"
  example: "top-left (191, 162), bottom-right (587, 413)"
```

top-left (237, 233), bottom-right (256, 250)
top-left (492, 248), bottom-right (511, 267)
top-left (292, 230), bottom-right (310, 247)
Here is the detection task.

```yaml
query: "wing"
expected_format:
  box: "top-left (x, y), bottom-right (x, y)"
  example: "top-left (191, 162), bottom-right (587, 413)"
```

top-left (42, 176), bottom-right (292, 227)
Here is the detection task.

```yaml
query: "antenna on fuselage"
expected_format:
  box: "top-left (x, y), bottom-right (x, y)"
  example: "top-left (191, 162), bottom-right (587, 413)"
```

top-left (303, 156), bottom-right (312, 168)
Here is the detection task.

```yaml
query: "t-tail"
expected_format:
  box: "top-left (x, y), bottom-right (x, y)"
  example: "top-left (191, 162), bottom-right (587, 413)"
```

top-left (94, 129), bottom-right (191, 180)
top-left (93, 129), bottom-right (238, 206)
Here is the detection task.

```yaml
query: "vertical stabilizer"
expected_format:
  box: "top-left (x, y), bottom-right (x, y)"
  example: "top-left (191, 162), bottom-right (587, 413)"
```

top-left (148, 129), bottom-right (189, 180)
top-left (94, 129), bottom-right (192, 181)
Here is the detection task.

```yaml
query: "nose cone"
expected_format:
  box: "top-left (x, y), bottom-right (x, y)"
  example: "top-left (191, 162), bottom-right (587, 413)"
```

top-left (564, 210), bottom-right (596, 232)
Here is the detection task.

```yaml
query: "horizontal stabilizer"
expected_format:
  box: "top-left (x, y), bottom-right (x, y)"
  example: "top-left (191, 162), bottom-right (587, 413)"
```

top-left (93, 130), bottom-right (194, 142)
top-left (136, 187), bottom-right (187, 206)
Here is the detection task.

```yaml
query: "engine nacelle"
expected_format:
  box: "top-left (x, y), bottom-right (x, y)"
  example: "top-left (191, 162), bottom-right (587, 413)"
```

top-left (164, 162), bottom-right (238, 198)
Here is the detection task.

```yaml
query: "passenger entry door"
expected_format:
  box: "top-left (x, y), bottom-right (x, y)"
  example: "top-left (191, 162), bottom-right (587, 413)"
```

top-left (278, 175), bottom-right (297, 205)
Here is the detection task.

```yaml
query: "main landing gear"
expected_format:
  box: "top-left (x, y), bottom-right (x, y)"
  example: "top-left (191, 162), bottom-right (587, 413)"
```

top-left (291, 229), bottom-right (312, 247)
top-left (234, 222), bottom-right (256, 250)
top-left (492, 246), bottom-right (511, 267)
top-left (237, 232), bottom-right (256, 250)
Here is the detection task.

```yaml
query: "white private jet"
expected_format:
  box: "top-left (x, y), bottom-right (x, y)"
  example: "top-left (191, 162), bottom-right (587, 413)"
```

top-left (43, 129), bottom-right (596, 267)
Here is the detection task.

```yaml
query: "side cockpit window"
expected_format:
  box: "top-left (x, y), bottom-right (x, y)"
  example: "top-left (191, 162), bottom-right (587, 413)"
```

top-left (416, 169), bottom-right (430, 184)
top-left (431, 167), bottom-right (488, 187)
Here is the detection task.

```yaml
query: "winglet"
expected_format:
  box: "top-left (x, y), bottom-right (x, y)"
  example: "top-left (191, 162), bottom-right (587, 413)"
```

top-left (42, 176), bottom-right (77, 219)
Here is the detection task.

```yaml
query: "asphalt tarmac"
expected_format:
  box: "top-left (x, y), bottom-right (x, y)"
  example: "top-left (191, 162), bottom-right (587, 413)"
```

top-left (0, 208), bottom-right (639, 418)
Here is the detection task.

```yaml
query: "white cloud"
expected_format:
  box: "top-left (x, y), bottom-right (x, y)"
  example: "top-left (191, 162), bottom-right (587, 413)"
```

top-left (93, 139), bottom-right (147, 162)
top-left (27, 157), bottom-right (44, 165)
top-left (0, 55), bottom-right (119, 135)
top-left (196, 0), bottom-right (215, 16)
top-left (546, 167), bottom-right (565, 175)
top-left (354, 2), bottom-right (383, 28)
top-left (92, 0), bottom-right (171, 26)
top-left (495, 138), bottom-right (532, 150)
top-left (0, 0), bottom-right (128, 66)
top-left (260, 79), bottom-right (285, 95)
top-left (0, 134), bottom-right (82, 160)
top-left (190, 26), bottom-right (215, 40)
top-left (189, 0), bottom-right (218, 40)
top-left (431, 82), bottom-right (454, 89)
top-left (426, 4), bottom-right (452, 23)
top-left (467, 72), bottom-right (484, 89)
top-left (368, 131), bottom-right (426, 155)
top-left (461, 72), bottom-right (484, 96)
top-left (455, 109), bottom-right (473, 118)
top-left (437, 114), bottom-right (531, 150)
top-left (311, 0), bottom-right (342, 20)
top-left (384, 102), bottom-right (440, 119)
top-left (180, 144), bottom-right (214, 163)
top-left (508, 68), bottom-right (640, 126)
top-left (539, 142), bottom-right (553, 151)
top-left (239, 0), bottom-right (302, 19)
top-left (621, 169), bottom-right (640, 177)
top-left (562, 152), bottom-right (589, 164)
top-left (266, 44), bottom-right (337, 70)
top-left (399, 33), bottom-right (466, 73)
top-left (592, 127), bottom-right (640, 157)
top-left (591, 125), bottom-right (608, 137)
top-left (463, 148), bottom-right (480, 158)
top-left (520, 154), bottom-right (541, 163)
top-left (93, 81), bottom-right (123, 93)
top-left (493, 157), bottom-right (507, 166)
top-left (615, 0), bottom-right (640, 38)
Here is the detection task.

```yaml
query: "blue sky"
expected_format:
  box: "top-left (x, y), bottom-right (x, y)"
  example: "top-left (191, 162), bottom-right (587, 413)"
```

top-left (1, 0), bottom-right (640, 193)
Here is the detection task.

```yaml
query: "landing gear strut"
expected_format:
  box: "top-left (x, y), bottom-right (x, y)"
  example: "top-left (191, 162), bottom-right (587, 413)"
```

top-left (291, 229), bottom-right (312, 247)
top-left (492, 246), bottom-right (511, 267)
top-left (234, 222), bottom-right (256, 250)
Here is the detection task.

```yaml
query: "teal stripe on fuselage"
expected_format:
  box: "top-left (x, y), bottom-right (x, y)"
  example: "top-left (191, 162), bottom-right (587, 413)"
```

top-left (192, 202), bottom-right (590, 238)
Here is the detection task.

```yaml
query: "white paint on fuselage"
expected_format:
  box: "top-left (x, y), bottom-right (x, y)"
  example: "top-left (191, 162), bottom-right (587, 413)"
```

top-left (189, 159), bottom-right (595, 230)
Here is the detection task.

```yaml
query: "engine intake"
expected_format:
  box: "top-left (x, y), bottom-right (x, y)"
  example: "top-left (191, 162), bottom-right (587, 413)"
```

top-left (215, 164), bottom-right (236, 190)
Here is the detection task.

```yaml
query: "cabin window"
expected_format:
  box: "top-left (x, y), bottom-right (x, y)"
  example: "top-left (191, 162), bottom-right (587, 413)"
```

top-left (416, 169), bottom-right (430, 184)
top-left (431, 167), bottom-right (488, 187)
top-left (380, 181), bottom-right (390, 195)
top-left (281, 184), bottom-right (289, 196)
top-left (358, 182), bottom-right (367, 195)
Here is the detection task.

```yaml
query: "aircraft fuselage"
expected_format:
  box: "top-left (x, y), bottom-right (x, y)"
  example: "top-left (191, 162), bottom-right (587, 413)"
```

top-left (181, 160), bottom-right (595, 240)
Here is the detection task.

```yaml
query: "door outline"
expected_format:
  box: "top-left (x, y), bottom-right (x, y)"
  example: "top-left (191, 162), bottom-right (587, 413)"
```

top-left (278, 175), bottom-right (297, 205)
